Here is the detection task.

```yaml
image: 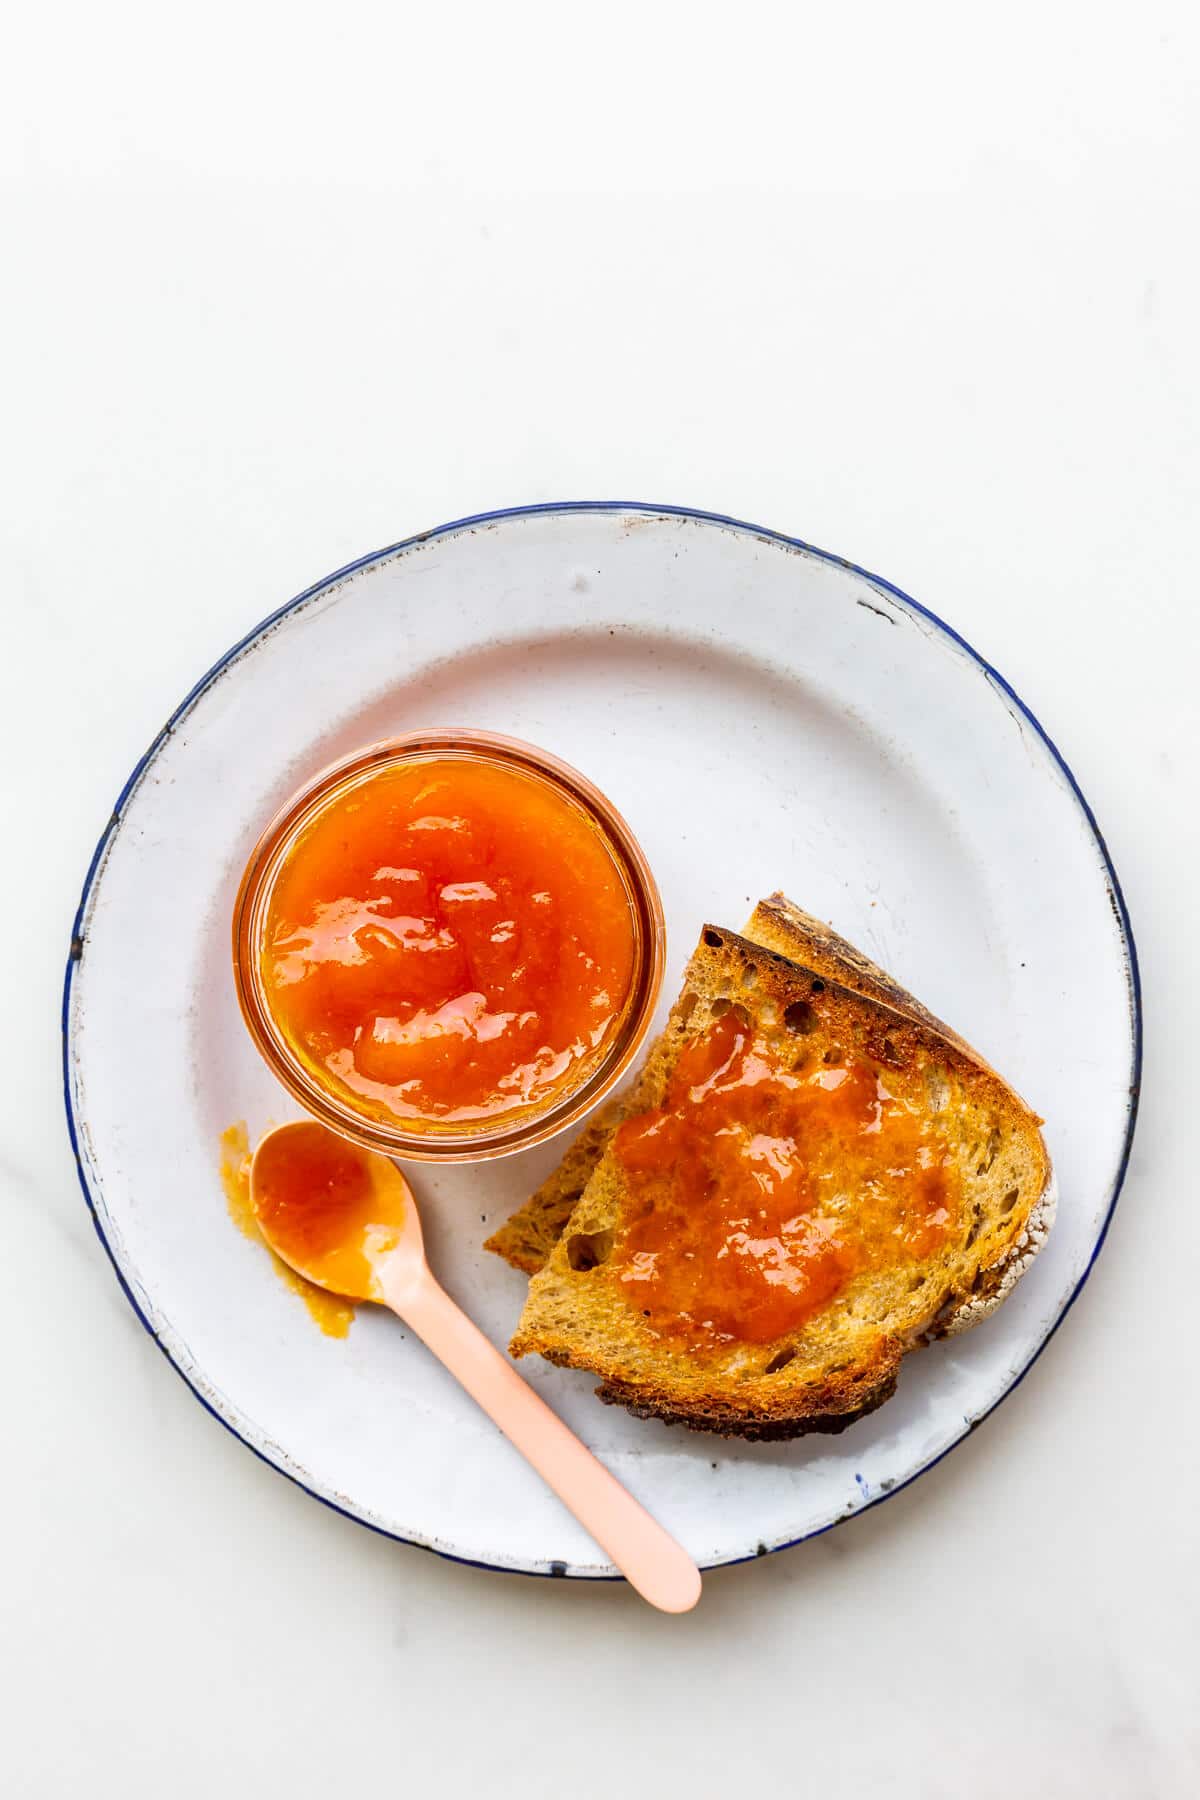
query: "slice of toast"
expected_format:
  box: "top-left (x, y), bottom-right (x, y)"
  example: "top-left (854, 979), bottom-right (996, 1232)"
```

top-left (507, 924), bottom-right (1053, 1439)
top-left (486, 893), bottom-right (980, 1275)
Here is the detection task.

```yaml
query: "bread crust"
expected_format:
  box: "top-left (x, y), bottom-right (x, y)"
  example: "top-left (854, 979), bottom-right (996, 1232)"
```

top-left (593, 1370), bottom-right (898, 1440)
top-left (745, 893), bottom-right (978, 1060)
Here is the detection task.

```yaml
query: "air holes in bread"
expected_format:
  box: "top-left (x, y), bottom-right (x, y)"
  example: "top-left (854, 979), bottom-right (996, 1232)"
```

top-left (976, 1128), bottom-right (1001, 1176)
top-left (909, 1273), bottom-right (927, 1291)
top-left (1000, 1186), bottom-right (1020, 1214)
top-left (703, 929), bottom-right (723, 948)
top-left (810, 978), bottom-right (826, 994)
top-left (741, 963), bottom-right (758, 990)
top-left (783, 1000), bottom-right (817, 1036)
top-left (764, 1346), bottom-right (795, 1375)
top-left (566, 1229), bottom-right (614, 1272)
top-left (880, 1037), bottom-right (899, 1065)
top-left (711, 997), bottom-right (751, 1026)
top-left (677, 989), bottom-right (699, 1027)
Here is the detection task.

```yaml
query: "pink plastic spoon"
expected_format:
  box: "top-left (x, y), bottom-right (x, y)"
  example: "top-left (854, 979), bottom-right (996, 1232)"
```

top-left (250, 1121), bottom-right (701, 1613)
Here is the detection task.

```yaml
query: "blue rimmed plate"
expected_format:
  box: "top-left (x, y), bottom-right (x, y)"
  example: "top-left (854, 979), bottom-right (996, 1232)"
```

top-left (63, 503), bottom-right (1138, 1577)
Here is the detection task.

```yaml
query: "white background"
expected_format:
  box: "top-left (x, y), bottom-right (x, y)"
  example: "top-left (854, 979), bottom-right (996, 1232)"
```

top-left (3, 3), bottom-right (1197, 1794)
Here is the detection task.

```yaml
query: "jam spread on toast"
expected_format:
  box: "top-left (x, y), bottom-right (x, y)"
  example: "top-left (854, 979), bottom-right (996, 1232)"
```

top-left (611, 1011), bottom-right (959, 1346)
top-left (261, 758), bottom-right (637, 1128)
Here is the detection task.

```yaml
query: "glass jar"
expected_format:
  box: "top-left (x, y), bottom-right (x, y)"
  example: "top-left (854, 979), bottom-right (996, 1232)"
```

top-left (233, 729), bottom-right (665, 1162)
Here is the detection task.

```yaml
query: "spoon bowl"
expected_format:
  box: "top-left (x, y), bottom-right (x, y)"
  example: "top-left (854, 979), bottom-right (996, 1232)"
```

top-left (251, 1119), bottom-right (423, 1300)
top-left (250, 1121), bottom-right (701, 1613)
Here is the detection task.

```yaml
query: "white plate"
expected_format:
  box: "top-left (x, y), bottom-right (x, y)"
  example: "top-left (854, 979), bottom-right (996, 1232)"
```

top-left (64, 503), bottom-right (1139, 1578)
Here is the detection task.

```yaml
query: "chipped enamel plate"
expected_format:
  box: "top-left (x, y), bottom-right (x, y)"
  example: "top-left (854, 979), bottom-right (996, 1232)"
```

top-left (63, 503), bottom-right (1139, 1578)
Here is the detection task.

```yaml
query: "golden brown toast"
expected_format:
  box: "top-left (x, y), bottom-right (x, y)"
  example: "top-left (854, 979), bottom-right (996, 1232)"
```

top-left (507, 923), bottom-right (1053, 1440)
top-left (486, 893), bottom-right (983, 1275)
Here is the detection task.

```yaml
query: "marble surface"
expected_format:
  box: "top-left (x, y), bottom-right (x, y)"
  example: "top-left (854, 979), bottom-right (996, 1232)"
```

top-left (3, 4), bottom-right (1197, 1794)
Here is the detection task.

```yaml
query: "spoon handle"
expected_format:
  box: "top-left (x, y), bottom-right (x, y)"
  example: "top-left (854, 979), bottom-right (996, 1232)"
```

top-left (393, 1277), bottom-right (702, 1613)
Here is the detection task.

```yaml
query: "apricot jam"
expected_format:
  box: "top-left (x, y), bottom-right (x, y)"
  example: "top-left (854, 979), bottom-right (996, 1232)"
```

top-left (610, 1012), bottom-right (960, 1346)
top-left (257, 754), bottom-right (639, 1133)
top-left (251, 1123), bottom-right (405, 1301)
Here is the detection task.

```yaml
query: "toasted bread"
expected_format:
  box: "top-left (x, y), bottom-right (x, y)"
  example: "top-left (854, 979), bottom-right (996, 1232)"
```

top-left (483, 1091), bottom-right (635, 1276)
top-left (507, 924), bottom-right (1053, 1439)
top-left (486, 893), bottom-right (980, 1275)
